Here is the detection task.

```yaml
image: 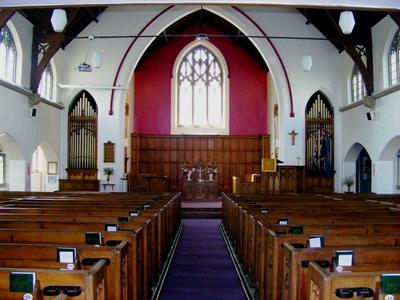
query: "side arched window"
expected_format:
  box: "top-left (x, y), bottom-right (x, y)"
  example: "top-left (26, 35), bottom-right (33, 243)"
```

top-left (38, 64), bottom-right (54, 101)
top-left (351, 65), bottom-right (366, 102)
top-left (0, 25), bottom-right (17, 83)
top-left (389, 29), bottom-right (400, 86)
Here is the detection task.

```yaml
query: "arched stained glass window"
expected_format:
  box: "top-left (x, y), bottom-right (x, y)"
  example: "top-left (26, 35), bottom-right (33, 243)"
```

top-left (173, 41), bottom-right (228, 134)
top-left (305, 91), bottom-right (334, 192)
top-left (389, 29), bottom-right (400, 86)
top-left (0, 25), bottom-right (17, 83)
top-left (38, 64), bottom-right (54, 101)
top-left (351, 65), bottom-right (366, 102)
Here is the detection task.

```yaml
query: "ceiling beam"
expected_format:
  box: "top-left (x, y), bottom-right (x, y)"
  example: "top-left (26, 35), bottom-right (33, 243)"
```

top-left (0, 9), bottom-right (16, 29)
top-left (390, 12), bottom-right (400, 27)
top-left (1, 0), bottom-right (400, 11)
top-left (325, 9), bottom-right (374, 95)
top-left (30, 31), bottom-right (65, 93)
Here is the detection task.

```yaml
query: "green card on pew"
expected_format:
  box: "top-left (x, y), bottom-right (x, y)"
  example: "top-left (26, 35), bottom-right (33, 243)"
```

top-left (381, 274), bottom-right (400, 294)
top-left (9, 272), bottom-right (35, 292)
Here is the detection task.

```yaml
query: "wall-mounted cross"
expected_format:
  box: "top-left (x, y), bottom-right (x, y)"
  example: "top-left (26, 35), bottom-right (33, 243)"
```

top-left (288, 129), bottom-right (298, 145)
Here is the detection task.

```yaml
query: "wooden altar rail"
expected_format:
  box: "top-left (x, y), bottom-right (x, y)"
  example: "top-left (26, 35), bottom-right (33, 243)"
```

top-left (130, 133), bottom-right (270, 192)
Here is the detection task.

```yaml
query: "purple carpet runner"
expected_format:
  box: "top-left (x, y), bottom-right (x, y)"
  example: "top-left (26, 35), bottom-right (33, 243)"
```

top-left (159, 219), bottom-right (246, 300)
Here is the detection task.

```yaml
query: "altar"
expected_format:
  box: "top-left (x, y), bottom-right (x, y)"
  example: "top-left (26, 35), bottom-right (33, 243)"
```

top-left (183, 161), bottom-right (218, 199)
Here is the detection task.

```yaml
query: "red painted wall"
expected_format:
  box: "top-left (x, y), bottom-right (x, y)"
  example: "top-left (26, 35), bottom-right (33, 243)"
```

top-left (134, 23), bottom-right (268, 135)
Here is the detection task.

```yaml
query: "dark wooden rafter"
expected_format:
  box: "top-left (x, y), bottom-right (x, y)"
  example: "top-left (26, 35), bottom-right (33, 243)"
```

top-left (0, 9), bottom-right (16, 29)
top-left (84, 7), bottom-right (99, 23)
top-left (390, 13), bottom-right (400, 28)
top-left (30, 8), bottom-right (79, 92)
top-left (325, 10), bottom-right (374, 95)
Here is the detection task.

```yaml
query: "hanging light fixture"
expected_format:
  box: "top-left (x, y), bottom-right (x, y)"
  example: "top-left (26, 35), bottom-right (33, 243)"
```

top-left (50, 9), bottom-right (68, 33)
top-left (301, 55), bottom-right (313, 71)
top-left (339, 11), bottom-right (355, 34)
top-left (301, 11), bottom-right (313, 72)
top-left (91, 51), bottom-right (103, 68)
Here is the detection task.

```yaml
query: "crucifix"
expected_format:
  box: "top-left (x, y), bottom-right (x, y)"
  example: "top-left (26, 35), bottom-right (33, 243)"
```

top-left (288, 130), bottom-right (298, 145)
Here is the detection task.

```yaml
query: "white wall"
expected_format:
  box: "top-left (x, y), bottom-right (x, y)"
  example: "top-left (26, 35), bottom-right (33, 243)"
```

top-left (3, 5), bottom-right (398, 193)
top-left (0, 14), bottom-right (62, 191)
top-left (340, 15), bottom-right (400, 193)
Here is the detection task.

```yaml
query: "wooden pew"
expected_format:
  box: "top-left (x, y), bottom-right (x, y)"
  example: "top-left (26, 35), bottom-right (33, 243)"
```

top-left (0, 241), bottom-right (129, 300)
top-left (282, 243), bottom-right (400, 300)
top-left (266, 231), bottom-right (400, 300)
top-left (221, 192), bottom-right (400, 300)
top-left (308, 261), bottom-right (400, 300)
top-left (0, 259), bottom-right (106, 300)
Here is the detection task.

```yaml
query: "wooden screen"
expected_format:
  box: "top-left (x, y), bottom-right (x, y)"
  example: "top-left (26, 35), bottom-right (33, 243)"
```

top-left (67, 91), bottom-right (98, 179)
top-left (305, 91), bottom-right (334, 192)
top-left (130, 134), bottom-right (270, 192)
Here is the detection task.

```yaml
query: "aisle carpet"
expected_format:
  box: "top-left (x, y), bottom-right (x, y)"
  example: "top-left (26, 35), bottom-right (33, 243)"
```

top-left (159, 219), bottom-right (246, 300)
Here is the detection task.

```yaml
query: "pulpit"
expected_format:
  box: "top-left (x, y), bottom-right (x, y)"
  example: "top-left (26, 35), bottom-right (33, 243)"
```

top-left (183, 160), bottom-right (218, 199)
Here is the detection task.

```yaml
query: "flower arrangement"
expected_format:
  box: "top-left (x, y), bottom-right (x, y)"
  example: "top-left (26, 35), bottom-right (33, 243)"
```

top-left (206, 166), bottom-right (218, 174)
top-left (182, 167), bottom-right (195, 180)
top-left (103, 167), bottom-right (114, 181)
top-left (343, 175), bottom-right (354, 192)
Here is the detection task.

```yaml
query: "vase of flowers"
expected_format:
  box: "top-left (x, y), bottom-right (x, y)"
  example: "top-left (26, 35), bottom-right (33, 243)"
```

top-left (207, 166), bottom-right (217, 181)
top-left (343, 175), bottom-right (354, 192)
top-left (103, 167), bottom-right (114, 182)
top-left (182, 167), bottom-right (195, 181)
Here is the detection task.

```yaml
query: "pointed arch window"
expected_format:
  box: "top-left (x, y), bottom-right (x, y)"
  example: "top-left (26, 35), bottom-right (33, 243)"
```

top-left (172, 41), bottom-right (229, 134)
top-left (389, 29), bottom-right (400, 86)
top-left (0, 25), bottom-right (17, 83)
top-left (351, 65), bottom-right (366, 102)
top-left (68, 91), bottom-right (98, 171)
top-left (38, 64), bottom-right (54, 101)
top-left (305, 92), bottom-right (334, 179)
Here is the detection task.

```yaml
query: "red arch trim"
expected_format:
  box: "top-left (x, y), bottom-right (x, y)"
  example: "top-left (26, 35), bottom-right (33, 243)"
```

top-left (108, 5), bottom-right (174, 115)
top-left (232, 6), bottom-right (295, 117)
top-left (109, 5), bottom-right (294, 118)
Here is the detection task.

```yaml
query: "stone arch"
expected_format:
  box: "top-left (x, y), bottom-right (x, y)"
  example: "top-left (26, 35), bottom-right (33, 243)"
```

top-left (0, 133), bottom-right (25, 190)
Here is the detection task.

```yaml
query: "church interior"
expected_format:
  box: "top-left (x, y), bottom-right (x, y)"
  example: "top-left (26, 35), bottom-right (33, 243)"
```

top-left (0, 0), bottom-right (400, 299)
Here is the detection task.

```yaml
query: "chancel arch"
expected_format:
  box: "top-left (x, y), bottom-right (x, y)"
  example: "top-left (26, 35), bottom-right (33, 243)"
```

top-left (305, 91), bottom-right (334, 192)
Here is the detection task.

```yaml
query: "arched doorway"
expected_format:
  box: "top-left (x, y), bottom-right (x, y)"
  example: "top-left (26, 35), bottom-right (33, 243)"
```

top-left (0, 133), bottom-right (25, 191)
top-left (356, 148), bottom-right (372, 193)
top-left (30, 141), bottom-right (58, 192)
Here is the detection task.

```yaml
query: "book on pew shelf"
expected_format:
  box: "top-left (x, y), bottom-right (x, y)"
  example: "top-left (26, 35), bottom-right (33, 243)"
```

top-left (381, 274), bottom-right (400, 294)
top-left (260, 208), bottom-right (269, 213)
top-left (85, 232), bottom-right (102, 245)
top-left (105, 223), bottom-right (118, 232)
top-left (9, 272), bottom-right (35, 292)
top-left (144, 204), bottom-right (151, 209)
top-left (129, 210), bottom-right (140, 217)
top-left (308, 235), bottom-right (324, 248)
top-left (335, 250), bottom-right (354, 267)
top-left (289, 225), bottom-right (303, 234)
top-left (118, 216), bottom-right (131, 222)
top-left (277, 218), bottom-right (288, 225)
top-left (57, 247), bottom-right (77, 263)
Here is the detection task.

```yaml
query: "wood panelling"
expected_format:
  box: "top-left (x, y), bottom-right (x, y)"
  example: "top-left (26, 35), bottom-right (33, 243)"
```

top-left (130, 134), bottom-right (270, 192)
